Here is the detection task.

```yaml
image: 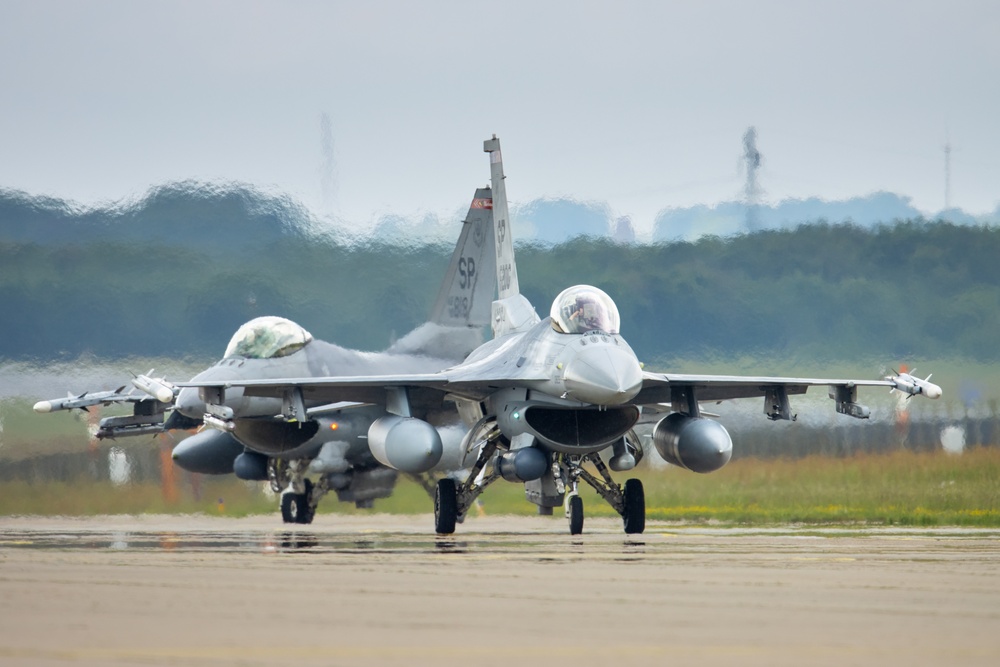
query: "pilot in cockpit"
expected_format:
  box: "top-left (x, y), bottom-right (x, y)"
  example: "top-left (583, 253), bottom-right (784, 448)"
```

top-left (551, 285), bottom-right (621, 336)
top-left (567, 293), bottom-right (610, 333)
top-left (568, 297), bottom-right (599, 330)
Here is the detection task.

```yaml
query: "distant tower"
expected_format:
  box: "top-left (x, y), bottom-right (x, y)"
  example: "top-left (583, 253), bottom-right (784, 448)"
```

top-left (612, 215), bottom-right (636, 244)
top-left (742, 127), bottom-right (763, 230)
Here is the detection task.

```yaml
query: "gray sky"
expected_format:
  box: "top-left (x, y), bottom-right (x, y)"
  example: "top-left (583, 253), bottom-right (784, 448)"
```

top-left (1, 0), bottom-right (998, 234)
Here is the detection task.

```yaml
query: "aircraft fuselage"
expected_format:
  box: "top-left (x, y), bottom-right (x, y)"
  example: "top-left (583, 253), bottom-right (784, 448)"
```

top-left (451, 318), bottom-right (644, 455)
top-left (175, 337), bottom-right (477, 460)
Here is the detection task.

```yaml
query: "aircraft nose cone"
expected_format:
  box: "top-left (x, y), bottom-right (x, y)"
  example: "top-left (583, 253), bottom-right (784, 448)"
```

top-left (925, 383), bottom-right (943, 399)
top-left (563, 344), bottom-right (643, 405)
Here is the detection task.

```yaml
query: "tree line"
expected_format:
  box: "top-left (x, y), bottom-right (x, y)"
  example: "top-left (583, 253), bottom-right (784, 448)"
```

top-left (2, 221), bottom-right (998, 363)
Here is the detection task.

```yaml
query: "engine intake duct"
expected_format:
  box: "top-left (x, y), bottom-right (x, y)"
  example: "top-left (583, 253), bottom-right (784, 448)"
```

top-left (523, 405), bottom-right (639, 448)
top-left (652, 413), bottom-right (733, 474)
top-left (232, 419), bottom-right (319, 455)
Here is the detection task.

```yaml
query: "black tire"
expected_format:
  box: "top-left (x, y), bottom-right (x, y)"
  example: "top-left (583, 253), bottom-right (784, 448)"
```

top-left (623, 478), bottom-right (645, 535)
top-left (295, 479), bottom-right (315, 525)
top-left (568, 495), bottom-right (584, 535)
top-left (294, 494), bottom-right (315, 524)
top-left (280, 492), bottom-right (297, 523)
top-left (434, 478), bottom-right (458, 534)
top-left (280, 479), bottom-right (315, 525)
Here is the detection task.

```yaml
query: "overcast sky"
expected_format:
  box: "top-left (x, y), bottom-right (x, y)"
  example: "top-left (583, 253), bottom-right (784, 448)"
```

top-left (1, 0), bottom-right (998, 233)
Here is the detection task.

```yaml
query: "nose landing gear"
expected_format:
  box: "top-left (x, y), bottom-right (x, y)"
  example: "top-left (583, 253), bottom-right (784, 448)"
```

top-left (559, 453), bottom-right (645, 536)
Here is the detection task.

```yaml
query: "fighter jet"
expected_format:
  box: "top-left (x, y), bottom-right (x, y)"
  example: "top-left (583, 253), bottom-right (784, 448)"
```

top-left (179, 135), bottom-right (943, 535)
top-left (36, 187), bottom-right (497, 523)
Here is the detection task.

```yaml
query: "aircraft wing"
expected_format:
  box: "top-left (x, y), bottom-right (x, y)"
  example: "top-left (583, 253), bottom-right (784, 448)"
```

top-left (178, 373), bottom-right (460, 411)
top-left (180, 369), bottom-right (897, 417)
top-left (634, 372), bottom-right (903, 420)
top-left (177, 368), bottom-right (538, 410)
top-left (634, 372), bottom-right (893, 403)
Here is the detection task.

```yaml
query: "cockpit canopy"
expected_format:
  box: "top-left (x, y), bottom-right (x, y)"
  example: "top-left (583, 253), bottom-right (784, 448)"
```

top-left (224, 316), bottom-right (314, 359)
top-left (550, 285), bottom-right (620, 335)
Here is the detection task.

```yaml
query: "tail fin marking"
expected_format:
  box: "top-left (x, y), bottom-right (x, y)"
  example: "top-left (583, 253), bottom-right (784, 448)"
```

top-left (428, 187), bottom-right (497, 329)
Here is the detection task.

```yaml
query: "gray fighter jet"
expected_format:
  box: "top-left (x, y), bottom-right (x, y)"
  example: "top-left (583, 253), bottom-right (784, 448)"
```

top-left (180, 136), bottom-right (942, 535)
top-left (36, 187), bottom-right (497, 523)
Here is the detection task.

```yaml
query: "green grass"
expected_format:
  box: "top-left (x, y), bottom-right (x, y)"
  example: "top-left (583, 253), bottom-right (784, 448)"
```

top-left (2, 448), bottom-right (998, 526)
top-left (590, 447), bottom-right (1000, 526)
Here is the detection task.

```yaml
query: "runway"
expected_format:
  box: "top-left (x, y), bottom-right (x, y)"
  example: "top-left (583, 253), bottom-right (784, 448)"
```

top-left (1, 514), bottom-right (998, 666)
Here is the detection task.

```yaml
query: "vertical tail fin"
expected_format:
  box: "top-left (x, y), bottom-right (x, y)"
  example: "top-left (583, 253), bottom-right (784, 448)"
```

top-left (388, 188), bottom-right (497, 359)
top-left (483, 135), bottom-right (539, 337)
top-left (483, 135), bottom-right (519, 300)
top-left (428, 188), bottom-right (497, 328)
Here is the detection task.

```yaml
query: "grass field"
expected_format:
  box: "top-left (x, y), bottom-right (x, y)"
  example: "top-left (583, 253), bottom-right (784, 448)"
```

top-left (2, 448), bottom-right (997, 526)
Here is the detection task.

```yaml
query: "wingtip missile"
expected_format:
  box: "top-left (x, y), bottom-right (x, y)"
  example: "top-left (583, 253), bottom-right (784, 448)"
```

top-left (887, 371), bottom-right (942, 399)
top-left (33, 385), bottom-right (141, 413)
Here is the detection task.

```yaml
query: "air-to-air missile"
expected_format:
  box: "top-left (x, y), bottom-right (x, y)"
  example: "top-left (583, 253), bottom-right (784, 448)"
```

top-left (33, 386), bottom-right (136, 413)
top-left (130, 370), bottom-right (178, 404)
top-left (886, 370), bottom-right (943, 399)
top-left (33, 370), bottom-right (178, 414)
top-left (34, 371), bottom-right (185, 439)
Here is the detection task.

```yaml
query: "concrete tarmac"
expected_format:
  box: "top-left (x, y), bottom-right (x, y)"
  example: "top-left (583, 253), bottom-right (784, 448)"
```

top-left (1, 514), bottom-right (998, 666)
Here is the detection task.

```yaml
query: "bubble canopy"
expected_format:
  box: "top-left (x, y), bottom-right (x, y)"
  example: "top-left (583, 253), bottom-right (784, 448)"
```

top-left (224, 316), bottom-right (314, 359)
top-left (550, 285), bottom-right (621, 335)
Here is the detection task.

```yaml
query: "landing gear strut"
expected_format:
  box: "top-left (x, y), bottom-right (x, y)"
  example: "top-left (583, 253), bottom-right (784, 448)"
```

top-left (267, 458), bottom-right (290, 494)
top-left (433, 428), bottom-right (503, 534)
top-left (558, 453), bottom-right (645, 535)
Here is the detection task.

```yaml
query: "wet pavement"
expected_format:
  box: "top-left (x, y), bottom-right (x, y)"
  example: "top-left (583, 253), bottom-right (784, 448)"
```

top-left (1, 515), bottom-right (998, 666)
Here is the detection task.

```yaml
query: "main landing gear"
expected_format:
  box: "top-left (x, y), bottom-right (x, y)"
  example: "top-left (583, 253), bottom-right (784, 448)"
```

top-left (559, 453), bottom-right (645, 536)
top-left (434, 430), bottom-right (504, 535)
top-left (432, 429), bottom-right (647, 536)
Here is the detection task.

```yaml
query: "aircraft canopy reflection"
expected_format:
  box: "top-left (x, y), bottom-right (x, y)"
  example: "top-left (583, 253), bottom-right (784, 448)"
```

top-left (223, 316), bottom-right (314, 360)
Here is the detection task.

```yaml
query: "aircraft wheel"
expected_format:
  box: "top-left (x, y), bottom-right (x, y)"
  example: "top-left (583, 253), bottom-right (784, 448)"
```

top-left (280, 479), bottom-right (315, 525)
top-left (434, 478), bottom-right (458, 534)
top-left (280, 492), bottom-right (298, 523)
top-left (295, 497), bottom-right (315, 525)
top-left (622, 478), bottom-right (645, 535)
top-left (295, 479), bottom-right (315, 525)
top-left (568, 494), bottom-right (584, 535)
